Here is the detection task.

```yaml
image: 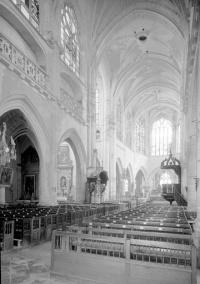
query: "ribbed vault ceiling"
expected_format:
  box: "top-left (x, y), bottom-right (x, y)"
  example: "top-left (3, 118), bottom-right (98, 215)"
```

top-left (85, 0), bottom-right (189, 122)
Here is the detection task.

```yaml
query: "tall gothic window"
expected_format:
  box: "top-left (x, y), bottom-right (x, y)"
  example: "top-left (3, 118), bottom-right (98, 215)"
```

top-left (96, 88), bottom-right (99, 125)
top-left (134, 117), bottom-right (145, 154)
top-left (61, 4), bottom-right (80, 76)
top-left (160, 171), bottom-right (171, 185)
top-left (151, 118), bottom-right (172, 156)
top-left (116, 100), bottom-right (122, 141)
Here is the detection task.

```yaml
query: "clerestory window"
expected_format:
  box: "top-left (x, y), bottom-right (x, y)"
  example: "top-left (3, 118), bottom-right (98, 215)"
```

top-left (151, 118), bottom-right (172, 156)
top-left (61, 4), bottom-right (80, 77)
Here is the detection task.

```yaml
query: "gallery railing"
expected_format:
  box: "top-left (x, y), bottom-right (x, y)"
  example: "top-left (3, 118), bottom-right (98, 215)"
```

top-left (0, 32), bottom-right (47, 89)
top-left (11, 0), bottom-right (39, 31)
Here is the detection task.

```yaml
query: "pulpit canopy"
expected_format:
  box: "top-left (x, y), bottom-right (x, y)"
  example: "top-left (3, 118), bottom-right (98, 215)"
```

top-left (99, 171), bottom-right (109, 185)
top-left (160, 149), bottom-right (181, 182)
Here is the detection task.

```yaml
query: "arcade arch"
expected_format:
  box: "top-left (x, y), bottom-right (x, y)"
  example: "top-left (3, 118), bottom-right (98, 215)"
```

top-left (58, 128), bottom-right (86, 203)
top-left (0, 104), bottom-right (51, 205)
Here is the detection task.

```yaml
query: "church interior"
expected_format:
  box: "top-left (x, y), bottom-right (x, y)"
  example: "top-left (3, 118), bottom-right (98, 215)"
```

top-left (1, 0), bottom-right (200, 283)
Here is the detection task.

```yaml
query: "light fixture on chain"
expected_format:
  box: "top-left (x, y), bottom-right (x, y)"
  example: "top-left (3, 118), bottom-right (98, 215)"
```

top-left (0, 122), bottom-right (16, 166)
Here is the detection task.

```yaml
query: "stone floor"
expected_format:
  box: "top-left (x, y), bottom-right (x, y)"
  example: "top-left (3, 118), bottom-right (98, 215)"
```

top-left (1, 241), bottom-right (71, 284)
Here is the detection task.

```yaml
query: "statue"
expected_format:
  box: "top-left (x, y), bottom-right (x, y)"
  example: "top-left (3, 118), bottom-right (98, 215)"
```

top-left (0, 122), bottom-right (16, 165)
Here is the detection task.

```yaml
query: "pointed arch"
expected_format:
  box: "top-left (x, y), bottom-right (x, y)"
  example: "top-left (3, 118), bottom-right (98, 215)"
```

top-left (0, 96), bottom-right (50, 164)
top-left (0, 95), bottom-right (55, 205)
top-left (59, 128), bottom-right (86, 202)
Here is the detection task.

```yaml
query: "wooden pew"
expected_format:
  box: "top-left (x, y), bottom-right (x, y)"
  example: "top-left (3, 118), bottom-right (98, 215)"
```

top-left (67, 225), bottom-right (193, 245)
top-left (100, 217), bottom-right (190, 229)
top-left (82, 221), bottom-right (192, 235)
top-left (50, 230), bottom-right (196, 284)
top-left (0, 219), bottom-right (14, 251)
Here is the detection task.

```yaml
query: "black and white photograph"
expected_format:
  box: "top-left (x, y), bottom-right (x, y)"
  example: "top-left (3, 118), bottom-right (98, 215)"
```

top-left (0, 1), bottom-right (199, 284)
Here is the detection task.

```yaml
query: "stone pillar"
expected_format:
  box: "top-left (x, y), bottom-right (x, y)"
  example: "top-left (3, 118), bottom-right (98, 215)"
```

top-left (109, 105), bottom-right (116, 200)
top-left (38, 160), bottom-right (53, 206)
top-left (86, 65), bottom-right (97, 176)
top-left (192, 30), bottom-right (200, 265)
top-left (186, 78), bottom-right (198, 210)
top-left (38, 0), bottom-right (51, 37)
top-left (187, 135), bottom-right (197, 211)
top-left (120, 168), bottom-right (127, 198)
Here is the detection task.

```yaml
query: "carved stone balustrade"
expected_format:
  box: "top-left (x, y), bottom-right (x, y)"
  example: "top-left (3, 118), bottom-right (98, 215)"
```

top-left (0, 32), bottom-right (46, 89)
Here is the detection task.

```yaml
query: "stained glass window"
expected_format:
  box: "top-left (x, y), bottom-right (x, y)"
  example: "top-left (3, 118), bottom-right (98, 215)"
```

top-left (160, 171), bottom-right (171, 185)
top-left (134, 117), bottom-right (145, 154)
top-left (116, 100), bottom-right (122, 141)
top-left (151, 118), bottom-right (172, 156)
top-left (61, 4), bottom-right (80, 77)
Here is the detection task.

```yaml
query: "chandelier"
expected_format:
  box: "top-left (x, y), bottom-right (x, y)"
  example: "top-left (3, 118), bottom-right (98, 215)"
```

top-left (0, 122), bottom-right (16, 166)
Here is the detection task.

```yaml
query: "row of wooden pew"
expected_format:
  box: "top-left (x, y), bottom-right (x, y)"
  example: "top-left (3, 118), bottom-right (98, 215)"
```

top-left (0, 202), bottom-right (129, 251)
top-left (50, 203), bottom-right (197, 284)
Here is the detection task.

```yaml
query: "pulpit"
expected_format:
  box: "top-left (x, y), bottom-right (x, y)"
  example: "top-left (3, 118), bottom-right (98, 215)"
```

top-left (160, 149), bottom-right (181, 205)
top-left (86, 170), bottom-right (108, 203)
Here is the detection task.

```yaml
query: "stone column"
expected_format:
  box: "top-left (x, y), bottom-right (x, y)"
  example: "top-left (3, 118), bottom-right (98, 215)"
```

top-left (38, 0), bottom-right (51, 37)
top-left (86, 65), bottom-right (97, 175)
top-left (186, 75), bottom-right (198, 210)
top-left (187, 135), bottom-right (197, 211)
top-left (192, 28), bottom-right (200, 265)
top-left (38, 159), bottom-right (53, 206)
top-left (109, 105), bottom-right (116, 200)
top-left (120, 168), bottom-right (127, 197)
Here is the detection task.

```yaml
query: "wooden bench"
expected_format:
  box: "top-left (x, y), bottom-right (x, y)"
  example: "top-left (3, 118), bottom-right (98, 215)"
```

top-left (67, 225), bottom-right (193, 245)
top-left (82, 221), bottom-right (192, 235)
top-left (100, 217), bottom-right (190, 229)
top-left (51, 230), bottom-right (196, 284)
